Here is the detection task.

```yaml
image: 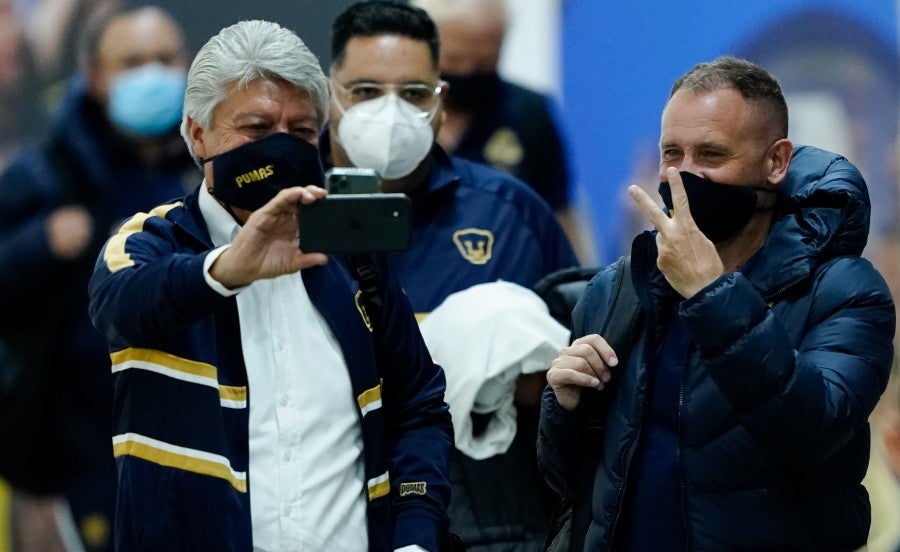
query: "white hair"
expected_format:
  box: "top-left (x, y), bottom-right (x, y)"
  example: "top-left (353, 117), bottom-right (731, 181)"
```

top-left (180, 20), bottom-right (329, 161)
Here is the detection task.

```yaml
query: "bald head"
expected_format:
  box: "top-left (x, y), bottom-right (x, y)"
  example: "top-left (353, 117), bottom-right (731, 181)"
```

top-left (412, 0), bottom-right (507, 75)
top-left (411, 0), bottom-right (507, 26)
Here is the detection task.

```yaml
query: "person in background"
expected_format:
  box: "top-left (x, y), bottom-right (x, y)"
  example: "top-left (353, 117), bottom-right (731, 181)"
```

top-left (411, 0), bottom-right (592, 263)
top-left (88, 18), bottom-right (452, 551)
top-left (866, 138), bottom-right (900, 552)
top-left (19, 0), bottom-right (119, 87)
top-left (540, 56), bottom-right (895, 550)
top-left (0, 5), bottom-right (194, 551)
top-left (861, 364), bottom-right (900, 552)
top-left (0, 0), bottom-right (45, 167)
top-left (326, 2), bottom-right (578, 549)
top-left (326, 0), bottom-right (577, 315)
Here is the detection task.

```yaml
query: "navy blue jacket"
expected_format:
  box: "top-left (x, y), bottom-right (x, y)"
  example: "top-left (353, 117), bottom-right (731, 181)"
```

top-left (321, 136), bottom-right (578, 315)
top-left (538, 146), bottom-right (895, 551)
top-left (450, 80), bottom-right (572, 211)
top-left (394, 146), bottom-right (578, 314)
top-left (88, 187), bottom-right (453, 551)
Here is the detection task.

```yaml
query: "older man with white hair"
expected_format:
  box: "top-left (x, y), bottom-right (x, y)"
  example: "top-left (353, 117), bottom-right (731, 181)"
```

top-left (89, 19), bottom-right (452, 552)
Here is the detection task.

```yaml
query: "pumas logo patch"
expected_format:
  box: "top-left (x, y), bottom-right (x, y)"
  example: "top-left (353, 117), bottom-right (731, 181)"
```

top-left (452, 228), bottom-right (494, 265)
top-left (483, 127), bottom-right (524, 169)
top-left (399, 481), bottom-right (427, 496)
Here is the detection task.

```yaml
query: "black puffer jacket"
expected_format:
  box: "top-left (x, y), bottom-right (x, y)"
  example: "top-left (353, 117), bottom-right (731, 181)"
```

top-left (539, 146), bottom-right (895, 551)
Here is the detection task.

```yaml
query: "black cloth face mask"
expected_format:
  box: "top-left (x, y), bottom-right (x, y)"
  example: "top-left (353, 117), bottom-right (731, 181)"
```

top-left (657, 171), bottom-right (775, 243)
top-left (202, 132), bottom-right (324, 211)
top-left (441, 70), bottom-right (503, 111)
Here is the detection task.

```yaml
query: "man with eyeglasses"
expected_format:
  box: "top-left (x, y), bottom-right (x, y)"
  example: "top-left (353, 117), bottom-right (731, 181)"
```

top-left (325, 2), bottom-right (579, 550)
top-left (88, 18), bottom-right (454, 552)
top-left (326, 0), bottom-right (577, 316)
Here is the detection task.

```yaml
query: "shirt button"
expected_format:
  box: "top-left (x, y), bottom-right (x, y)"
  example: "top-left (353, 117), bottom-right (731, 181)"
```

top-left (280, 395), bottom-right (289, 407)
top-left (283, 450), bottom-right (292, 462)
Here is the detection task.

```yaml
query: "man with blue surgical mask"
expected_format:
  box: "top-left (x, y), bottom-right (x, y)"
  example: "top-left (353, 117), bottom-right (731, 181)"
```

top-left (0, 5), bottom-right (195, 551)
top-left (324, 2), bottom-right (579, 549)
top-left (86, 5), bottom-right (189, 148)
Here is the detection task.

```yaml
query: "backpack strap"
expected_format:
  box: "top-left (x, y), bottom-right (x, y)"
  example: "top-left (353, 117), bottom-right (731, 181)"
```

top-left (576, 255), bottom-right (642, 420)
top-left (345, 253), bottom-right (383, 331)
top-left (568, 255), bottom-right (643, 551)
top-left (533, 266), bottom-right (602, 330)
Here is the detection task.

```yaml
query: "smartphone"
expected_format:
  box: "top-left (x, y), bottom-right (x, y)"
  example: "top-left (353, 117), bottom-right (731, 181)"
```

top-left (299, 194), bottom-right (411, 253)
top-left (325, 167), bottom-right (381, 194)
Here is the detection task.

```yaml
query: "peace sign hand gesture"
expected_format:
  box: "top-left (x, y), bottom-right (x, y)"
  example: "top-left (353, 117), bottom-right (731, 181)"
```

top-left (627, 167), bottom-right (724, 298)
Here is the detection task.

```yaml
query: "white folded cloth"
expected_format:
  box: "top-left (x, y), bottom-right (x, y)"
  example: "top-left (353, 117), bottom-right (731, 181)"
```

top-left (419, 281), bottom-right (569, 459)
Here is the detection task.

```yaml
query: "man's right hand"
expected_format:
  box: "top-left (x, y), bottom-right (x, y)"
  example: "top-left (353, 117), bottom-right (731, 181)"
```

top-left (546, 334), bottom-right (619, 411)
top-left (209, 185), bottom-right (329, 289)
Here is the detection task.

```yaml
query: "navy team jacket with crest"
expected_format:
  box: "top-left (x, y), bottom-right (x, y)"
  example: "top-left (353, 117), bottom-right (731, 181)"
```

top-left (321, 135), bottom-right (579, 315)
top-left (88, 186), bottom-right (453, 551)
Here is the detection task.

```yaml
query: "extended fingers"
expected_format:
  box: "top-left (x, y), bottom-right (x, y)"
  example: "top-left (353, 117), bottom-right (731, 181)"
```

top-left (628, 184), bottom-right (669, 230)
top-left (665, 167), bottom-right (693, 220)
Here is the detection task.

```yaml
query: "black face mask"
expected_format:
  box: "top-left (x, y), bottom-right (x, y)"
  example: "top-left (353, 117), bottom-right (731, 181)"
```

top-left (202, 132), bottom-right (324, 211)
top-left (658, 171), bottom-right (774, 243)
top-left (442, 70), bottom-right (503, 111)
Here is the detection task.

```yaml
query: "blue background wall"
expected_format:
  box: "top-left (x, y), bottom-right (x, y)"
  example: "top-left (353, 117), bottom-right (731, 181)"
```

top-left (562, 0), bottom-right (899, 262)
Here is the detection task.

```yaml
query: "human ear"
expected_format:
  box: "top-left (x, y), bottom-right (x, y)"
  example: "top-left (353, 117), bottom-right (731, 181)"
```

top-left (766, 138), bottom-right (793, 187)
top-left (187, 116), bottom-right (207, 160)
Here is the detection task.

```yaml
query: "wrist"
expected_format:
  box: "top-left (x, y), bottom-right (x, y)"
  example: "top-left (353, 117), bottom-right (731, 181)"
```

top-left (206, 246), bottom-right (248, 291)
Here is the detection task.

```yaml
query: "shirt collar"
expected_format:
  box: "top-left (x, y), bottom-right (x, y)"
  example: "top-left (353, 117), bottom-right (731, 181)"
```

top-left (198, 180), bottom-right (240, 247)
top-left (417, 145), bottom-right (460, 196)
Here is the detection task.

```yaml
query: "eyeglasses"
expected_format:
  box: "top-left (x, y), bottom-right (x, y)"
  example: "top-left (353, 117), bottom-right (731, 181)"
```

top-left (331, 79), bottom-right (443, 116)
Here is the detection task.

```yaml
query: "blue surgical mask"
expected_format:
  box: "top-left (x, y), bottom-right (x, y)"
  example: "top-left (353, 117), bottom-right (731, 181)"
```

top-left (108, 63), bottom-right (187, 138)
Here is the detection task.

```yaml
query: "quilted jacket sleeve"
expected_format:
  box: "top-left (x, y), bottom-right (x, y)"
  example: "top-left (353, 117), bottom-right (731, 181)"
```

top-left (682, 257), bottom-right (894, 468)
top-left (89, 207), bottom-right (229, 346)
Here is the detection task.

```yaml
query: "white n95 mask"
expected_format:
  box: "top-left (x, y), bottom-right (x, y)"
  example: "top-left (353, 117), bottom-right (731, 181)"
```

top-left (336, 94), bottom-right (434, 180)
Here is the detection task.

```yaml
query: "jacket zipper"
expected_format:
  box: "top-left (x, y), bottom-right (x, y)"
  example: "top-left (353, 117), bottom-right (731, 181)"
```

top-left (604, 373), bottom-right (646, 551)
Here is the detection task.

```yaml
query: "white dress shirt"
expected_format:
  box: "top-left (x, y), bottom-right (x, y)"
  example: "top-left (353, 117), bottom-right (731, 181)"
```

top-left (199, 184), bottom-right (368, 551)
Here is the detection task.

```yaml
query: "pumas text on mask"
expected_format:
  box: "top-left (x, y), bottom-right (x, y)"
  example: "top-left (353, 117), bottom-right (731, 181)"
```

top-left (235, 165), bottom-right (275, 188)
